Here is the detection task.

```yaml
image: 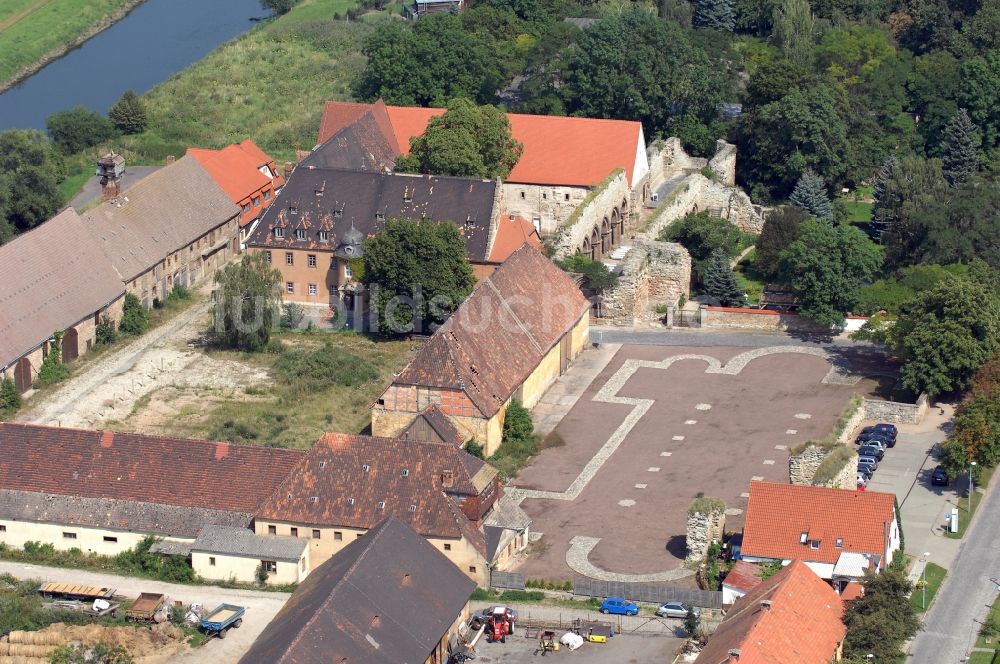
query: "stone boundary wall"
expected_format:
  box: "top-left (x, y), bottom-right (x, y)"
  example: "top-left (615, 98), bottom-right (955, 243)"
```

top-left (699, 306), bottom-right (831, 333)
top-left (551, 170), bottom-right (630, 260)
top-left (789, 444), bottom-right (859, 487)
top-left (863, 393), bottom-right (929, 425)
top-left (707, 139), bottom-right (736, 186)
top-left (599, 240), bottom-right (691, 325)
top-left (641, 174), bottom-right (765, 238)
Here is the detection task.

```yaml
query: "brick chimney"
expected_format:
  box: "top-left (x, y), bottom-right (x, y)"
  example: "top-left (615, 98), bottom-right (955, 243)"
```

top-left (96, 152), bottom-right (125, 202)
top-left (284, 162), bottom-right (294, 179)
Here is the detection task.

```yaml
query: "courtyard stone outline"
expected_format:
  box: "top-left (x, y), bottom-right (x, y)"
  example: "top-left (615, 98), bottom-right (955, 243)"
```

top-left (509, 345), bottom-right (864, 583)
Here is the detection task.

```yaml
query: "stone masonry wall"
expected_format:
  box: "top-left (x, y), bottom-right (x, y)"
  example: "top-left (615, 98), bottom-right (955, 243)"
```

top-left (700, 307), bottom-right (831, 333)
top-left (789, 444), bottom-right (858, 488)
top-left (502, 182), bottom-right (590, 236)
top-left (686, 507), bottom-right (726, 563)
top-left (863, 394), bottom-right (929, 425)
top-left (708, 139), bottom-right (736, 186)
top-left (642, 173), bottom-right (765, 238)
top-left (551, 170), bottom-right (631, 260)
top-left (600, 240), bottom-right (691, 325)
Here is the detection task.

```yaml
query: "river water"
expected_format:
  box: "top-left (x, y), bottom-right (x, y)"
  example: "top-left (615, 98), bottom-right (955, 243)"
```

top-left (0, 0), bottom-right (263, 131)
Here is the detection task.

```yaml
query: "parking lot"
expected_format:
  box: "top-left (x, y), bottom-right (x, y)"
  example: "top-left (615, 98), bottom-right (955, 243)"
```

top-left (471, 631), bottom-right (684, 663)
top-left (513, 344), bottom-right (882, 582)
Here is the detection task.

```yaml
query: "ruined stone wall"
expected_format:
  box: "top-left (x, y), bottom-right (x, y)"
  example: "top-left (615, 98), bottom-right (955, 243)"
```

top-left (700, 307), bottom-right (831, 333)
top-left (599, 240), bottom-right (692, 325)
top-left (551, 171), bottom-right (631, 260)
top-left (502, 182), bottom-right (590, 236)
top-left (686, 501), bottom-right (726, 563)
top-left (708, 140), bottom-right (737, 186)
top-left (789, 444), bottom-right (859, 488)
top-left (863, 394), bottom-right (929, 425)
top-left (641, 174), bottom-right (765, 239)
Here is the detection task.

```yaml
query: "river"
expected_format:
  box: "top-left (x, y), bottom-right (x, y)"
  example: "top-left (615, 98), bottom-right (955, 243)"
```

top-left (0, 0), bottom-right (264, 131)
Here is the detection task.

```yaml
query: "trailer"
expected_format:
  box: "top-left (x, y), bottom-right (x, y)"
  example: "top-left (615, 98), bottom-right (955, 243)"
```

top-left (199, 603), bottom-right (245, 639)
top-left (125, 593), bottom-right (166, 622)
top-left (38, 583), bottom-right (116, 601)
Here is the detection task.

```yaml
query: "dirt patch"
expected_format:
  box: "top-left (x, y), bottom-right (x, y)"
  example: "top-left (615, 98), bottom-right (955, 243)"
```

top-left (2, 622), bottom-right (189, 662)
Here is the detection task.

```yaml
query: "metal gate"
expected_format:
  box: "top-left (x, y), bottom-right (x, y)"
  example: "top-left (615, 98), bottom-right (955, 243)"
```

top-left (489, 571), bottom-right (526, 591)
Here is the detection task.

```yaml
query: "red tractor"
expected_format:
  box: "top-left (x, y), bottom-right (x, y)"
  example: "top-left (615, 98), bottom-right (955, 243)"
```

top-left (485, 606), bottom-right (515, 643)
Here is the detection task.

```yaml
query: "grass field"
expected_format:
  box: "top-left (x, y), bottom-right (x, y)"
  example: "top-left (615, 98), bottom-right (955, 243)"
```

top-left (0, 0), bottom-right (139, 89)
top-left (122, 0), bottom-right (371, 164)
top-left (838, 184), bottom-right (874, 223)
top-left (946, 466), bottom-right (995, 539)
top-left (911, 562), bottom-right (946, 613)
top-left (120, 330), bottom-right (418, 448)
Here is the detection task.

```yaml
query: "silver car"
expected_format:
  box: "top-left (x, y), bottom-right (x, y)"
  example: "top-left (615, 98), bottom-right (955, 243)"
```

top-left (656, 601), bottom-right (700, 619)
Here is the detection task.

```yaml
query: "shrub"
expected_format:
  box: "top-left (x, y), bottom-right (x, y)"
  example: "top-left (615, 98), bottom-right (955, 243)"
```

top-left (255, 563), bottom-right (269, 586)
top-left (489, 400), bottom-right (539, 481)
top-left (464, 440), bottom-right (485, 459)
top-left (118, 293), bottom-right (149, 337)
top-left (167, 285), bottom-right (191, 302)
top-left (272, 344), bottom-right (377, 392)
top-left (211, 419), bottom-right (260, 444)
top-left (95, 315), bottom-right (117, 346)
top-left (46, 105), bottom-right (117, 154)
top-left (108, 90), bottom-right (147, 135)
top-left (281, 303), bottom-right (305, 330)
top-left (498, 590), bottom-right (544, 602)
top-left (24, 541), bottom-right (56, 556)
top-left (37, 334), bottom-right (70, 386)
top-left (555, 253), bottom-right (618, 292)
top-left (811, 446), bottom-right (857, 486)
top-left (0, 378), bottom-right (21, 419)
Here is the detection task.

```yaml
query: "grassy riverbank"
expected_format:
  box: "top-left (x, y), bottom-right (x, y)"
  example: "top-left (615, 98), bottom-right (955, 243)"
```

top-left (0, 0), bottom-right (144, 91)
top-left (120, 0), bottom-right (370, 164)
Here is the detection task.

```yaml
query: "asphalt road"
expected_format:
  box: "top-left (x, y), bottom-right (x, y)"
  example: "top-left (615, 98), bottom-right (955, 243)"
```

top-left (908, 474), bottom-right (1000, 662)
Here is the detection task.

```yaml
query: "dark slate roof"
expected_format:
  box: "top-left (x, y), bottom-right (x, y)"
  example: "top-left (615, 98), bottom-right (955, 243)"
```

top-left (387, 243), bottom-right (590, 416)
top-left (239, 516), bottom-right (475, 664)
top-left (0, 208), bottom-right (124, 369)
top-left (0, 424), bottom-right (305, 514)
top-left (81, 155), bottom-right (240, 281)
top-left (244, 168), bottom-right (498, 263)
top-left (257, 433), bottom-right (489, 551)
top-left (301, 107), bottom-right (399, 173)
top-left (191, 525), bottom-right (307, 562)
top-left (0, 490), bottom-right (251, 539)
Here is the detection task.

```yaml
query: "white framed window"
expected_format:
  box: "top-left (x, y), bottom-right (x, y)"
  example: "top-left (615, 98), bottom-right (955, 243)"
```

top-left (286, 282), bottom-right (294, 294)
top-left (296, 229), bottom-right (306, 241)
top-left (308, 284), bottom-right (317, 296)
top-left (264, 250), bottom-right (272, 264)
top-left (274, 227), bottom-right (284, 238)
top-left (344, 264), bottom-right (353, 279)
top-left (319, 231), bottom-right (329, 242)
top-left (308, 254), bottom-right (317, 267)
top-left (285, 252), bottom-right (294, 265)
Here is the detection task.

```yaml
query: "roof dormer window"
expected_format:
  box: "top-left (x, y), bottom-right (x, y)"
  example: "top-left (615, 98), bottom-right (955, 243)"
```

top-left (362, 464), bottom-right (370, 472)
top-left (376, 212), bottom-right (385, 222)
top-left (319, 231), bottom-right (329, 242)
top-left (799, 532), bottom-right (808, 544)
top-left (334, 208), bottom-right (343, 218)
top-left (377, 501), bottom-right (385, 509)
top-left (809, 540), bottom-right (821, 550)
top-left (401, 469), bottom-right (409, 477)
top-left (296, 229), bottom-right (306, 240)
top-left (835, 538), bottom-right (843, 548)
top-left (274, 227), bottom-right (284, 238)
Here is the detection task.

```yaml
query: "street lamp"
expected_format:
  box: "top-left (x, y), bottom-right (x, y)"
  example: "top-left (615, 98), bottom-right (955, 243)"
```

top-left (969, 461), bottom-right (977, 514)
top-left (921, 551), bottom-right (931, 610)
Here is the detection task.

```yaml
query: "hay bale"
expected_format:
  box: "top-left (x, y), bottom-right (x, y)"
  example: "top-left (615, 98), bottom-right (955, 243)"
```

top-left (0, 644), bottom-right (54, 657)
top-left (0, 657), bottom-right (49, 664)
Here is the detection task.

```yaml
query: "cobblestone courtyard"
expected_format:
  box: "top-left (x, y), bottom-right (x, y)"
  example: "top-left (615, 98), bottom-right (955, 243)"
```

top-left (510, 344), bottom-right (881, 583)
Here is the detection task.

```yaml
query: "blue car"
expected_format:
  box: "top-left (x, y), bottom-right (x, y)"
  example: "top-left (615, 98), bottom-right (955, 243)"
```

top-left (599, 597), bottom-right (638, 616)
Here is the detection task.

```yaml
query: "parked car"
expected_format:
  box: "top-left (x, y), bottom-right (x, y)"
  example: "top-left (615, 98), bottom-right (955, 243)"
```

top-left (599, 597), bottom-right (638, 616)
top-left (862, 423), bottom-right (898, 439)
top-left (858, 445), bottom-right (885, 461)
top-left (656, 601), bottom-right (700, 619)
top-left (858, 457), bottom-right (879, 471)
top-left (857, 432), bottom-right (894, 449)
top-left (857, 473), bottom-right (868, 487)
top-left (857, 466), bottom-right (873, 480)
top-left (931, 465), bottom-right (950, 486)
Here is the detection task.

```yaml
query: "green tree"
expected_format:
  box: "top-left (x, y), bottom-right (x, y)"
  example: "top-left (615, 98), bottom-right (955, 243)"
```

top-left (261, 0), bottom-right (300, 14)
top-left (356, 15), bottom-right (505, 106)
top-left (37, 332), bottom-right (70, 385)
top-left (213, 252), bottom-right (283, 352)
top-left (788, 170), bottom-right (834, 223)
top-left (910, 177), bottom-right (1000, 268)
top-left (842, 569), bottom-right (920, 661)
top-left (0, 378), bottom-right (21, 419)
top-left (684, 605), bottom-right (701, 637)
top-left (940, 108), bottom-right (980, 186)
top-left (755, 206), bottom-right (807, 279)
top-left (739, 85), bottom-right (849, 200)
top-left (555, 253), bottom-right (618, 292)
top-left (362, 218), bottom-right (475, 334)
top-left (118, 292), bottom-right (149, 337)
top-left (771, 0), bottom-right (816, 62)
top-left (779, 220), bottom-right (883, 326)
top-left (0, 129), bottom-right (65, 239)
top-left (868, 155), bottom-right (898, 239)
top-left (107, 90), bottom-right (148, 135)
top-left (502, 399), bottom-right (534, 443)
top-left (396, 98), bottom-right (523, 179)
top-left (892, 279), bottom-right (1000, 396)
top-left (46, 106), bottom-right (116, 155)
top-left (703, 248), bottom-right (745, 306)
top-left (876, 156), bottom-right (950, 268)
top-left (95, 315), bottom-right (117, 346)
top-left (563, 8), bottom-right (731, 153)
top-left (694, 0), bottom-right (735, 31)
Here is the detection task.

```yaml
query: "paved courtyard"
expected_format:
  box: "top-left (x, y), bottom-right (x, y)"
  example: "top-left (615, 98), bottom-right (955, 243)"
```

top-left (511, 344), bottom-right (882, 583)
top-left (472, 631), bottom-right (683, 663)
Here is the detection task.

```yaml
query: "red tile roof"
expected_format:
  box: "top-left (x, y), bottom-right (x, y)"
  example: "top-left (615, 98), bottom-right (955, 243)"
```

top-left (840, 581), bottom-right (865, 602)
top-left (187, 141), bottom-right (283, 226)
top-left (488, 215), bottom-right (542, 263)
top-left (696, 560), bottom-right (846, 664)
top-left (318, 101), bottom-right (646, 187)
top-left (742, 481), bottom-right (896, 566)
top-left (0, 423), bottom-right (305, 514)
top-left (257, 432), bottom-right (491, 552)
top-left (388, 243), bottom-right (590, 417)
top-left (723, 560), bottom-right (764, 595)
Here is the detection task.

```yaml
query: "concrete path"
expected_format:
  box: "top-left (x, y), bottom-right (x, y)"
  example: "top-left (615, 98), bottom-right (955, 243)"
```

top-left (0, 560), bottom-right (289, 663)
top-left (531, 343), bottom-right (620, 439)
top-left (590, 326), bottom-right (879, 349)
top-left (68, 166), bottom-right (161, 211)
top-left (908, 469), bottom-right (1000, 662)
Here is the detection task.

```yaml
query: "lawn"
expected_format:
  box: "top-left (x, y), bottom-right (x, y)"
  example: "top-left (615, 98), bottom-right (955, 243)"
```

top-left (122, 0), bottom-right (371, 164)
top-left (121, 330), bottom-right (419, 449)
top-left (946, 466), bottom-right (995, 539)
top-left (734, 250), bottom-right (765, 305)
top-left (838, 184), bottom-right (874, 223)
top-left (968, 652), bottom-right (1000, 664)
top-left (911, 562), bottom-right (946, 614)
top-left (976, 593), bottom-right (1000, 649)
top-left (0, 0), bottom-right (139, 89)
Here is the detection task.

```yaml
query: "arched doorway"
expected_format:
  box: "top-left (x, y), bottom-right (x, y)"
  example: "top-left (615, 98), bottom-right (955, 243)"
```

top-left (62, 328), bottom-right (79, 363)
top-left (581, 238), bottom-right (591, 260)
top-left (590, 227), bottom-right (602, 260)
top-left (601, 218), bottom-right (611, 254)
top-left (610, 209), bottom-right (620, 246)
top-left (14, 357), bottom-right (31, 394)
